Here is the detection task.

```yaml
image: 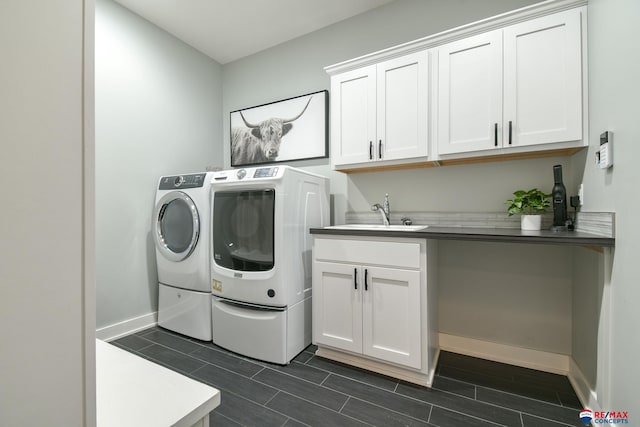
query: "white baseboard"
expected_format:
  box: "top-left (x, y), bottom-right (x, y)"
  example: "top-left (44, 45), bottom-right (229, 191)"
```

top-left (439, 333), bottom-right (570, 375)
top-left (96, 312), bottom-right (158, 342)
top-left (568, 357), bottom-right (601, 412)
top-left (439, 334), bottom-right (601, 414)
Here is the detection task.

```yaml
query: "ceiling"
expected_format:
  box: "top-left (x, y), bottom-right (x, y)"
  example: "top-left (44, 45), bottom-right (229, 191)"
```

top-left (113, 0), bottom-right (396, 64)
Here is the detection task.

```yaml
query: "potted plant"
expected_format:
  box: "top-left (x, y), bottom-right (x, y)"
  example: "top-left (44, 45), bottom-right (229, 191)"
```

top-left (505, 188), bottom-right (551, 230)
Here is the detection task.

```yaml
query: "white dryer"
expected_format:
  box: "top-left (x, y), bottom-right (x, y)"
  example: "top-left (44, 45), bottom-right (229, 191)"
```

top-left (210, 166), bottom-right (329, 364)
top-left (153, 172), bottom-right (214, 341)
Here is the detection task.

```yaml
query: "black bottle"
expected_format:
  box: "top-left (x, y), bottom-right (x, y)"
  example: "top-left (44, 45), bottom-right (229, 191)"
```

top-left (552, 165), bottom-right (567, 227)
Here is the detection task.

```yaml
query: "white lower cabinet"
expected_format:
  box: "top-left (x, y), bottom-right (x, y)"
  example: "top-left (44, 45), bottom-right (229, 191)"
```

top-left (312, 236), bottom-right (438, 386)
top-left (363, 266), bottom-right (422, 368)
top-left (313, 262), bottom-right (363, 354)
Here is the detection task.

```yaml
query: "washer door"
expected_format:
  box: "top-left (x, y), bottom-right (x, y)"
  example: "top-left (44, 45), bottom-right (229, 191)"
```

top-left (154, 191), bottom-right (200, 262)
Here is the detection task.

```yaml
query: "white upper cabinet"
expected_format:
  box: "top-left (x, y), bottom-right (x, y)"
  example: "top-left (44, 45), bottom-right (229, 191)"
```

top-left (503, 9), bottom-right (583, 148)
top-left (437, 8), bottom-right (583, 155)
top-left (326, 1), bottom-right (587, 170)
top-left (330, 66), bottom-right (377, 166)
top-left (331, 51), bottom-right (429, 168)
top-left (437, 31), bottom-right (503, 155)
top-left (377, 54), bottom-right (429, 162)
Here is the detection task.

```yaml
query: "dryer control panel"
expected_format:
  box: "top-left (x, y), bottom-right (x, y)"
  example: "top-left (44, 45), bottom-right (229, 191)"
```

top-left (253, 167), bottom-right (279, 178)
top-left (159, 173), bottom-right (207, 190)
top-left (212, 167), bottom-right (284, 183)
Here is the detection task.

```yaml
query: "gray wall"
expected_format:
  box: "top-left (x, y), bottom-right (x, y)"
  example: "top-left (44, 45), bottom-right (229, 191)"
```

top-left (571, 247), bottom-right (603, 390)
top-left (222, 0), bottom-right (578, 356)
top-left (581, 0), bottom-right (640, 411)
top-left (95, 0), bottom-right (223, 329)
top-left (222, 0), bottom-right (569, 223)
top-left (439, 241), bottom-right (572, 353)
top-left (0, 1), bottom-right (92, 425)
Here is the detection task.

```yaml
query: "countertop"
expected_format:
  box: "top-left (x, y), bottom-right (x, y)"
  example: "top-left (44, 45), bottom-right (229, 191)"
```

top-left (96, 339), bottom-right (220, 427)
top-left (310, 225), bottom-right (615, 247)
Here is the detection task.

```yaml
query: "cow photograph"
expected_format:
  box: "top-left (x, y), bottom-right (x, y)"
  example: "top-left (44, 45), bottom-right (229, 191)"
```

top-left (230, 90), bottom-right (328, 167)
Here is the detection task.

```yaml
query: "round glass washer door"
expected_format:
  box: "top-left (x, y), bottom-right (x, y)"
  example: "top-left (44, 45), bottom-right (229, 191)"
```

top-left (154, 191), bottom-right (200, 262)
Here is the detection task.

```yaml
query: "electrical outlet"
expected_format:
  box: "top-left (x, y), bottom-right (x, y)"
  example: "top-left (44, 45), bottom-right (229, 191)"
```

top-left (578, 183), bottom-right (584, 206)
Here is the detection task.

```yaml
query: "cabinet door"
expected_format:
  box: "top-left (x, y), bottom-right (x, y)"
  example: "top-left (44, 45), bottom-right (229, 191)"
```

top-left (503, 9), bottom-right (582, 147)
top-left (312, 261), bottom-right (362, 353)
top-left (437, 30), bottom-right (503, 155)
top-left (330, 66), bottom-right (377, 166)
top-left (377, 51), bottom-right (429, 161)
top-left (362, 266), bottom-right (422, 369)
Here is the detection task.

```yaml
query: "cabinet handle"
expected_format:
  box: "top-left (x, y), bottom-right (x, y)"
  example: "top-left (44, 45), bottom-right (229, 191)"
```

top-left (354, 268), bottom-right (358, 290)
top-left (494, 123), bottom-right (498, 147)
top-left (508, 121), bottom-right (513, 145)
top-left (364, 268), bottom-right (369, 291)
top-left (369, 141), bottom-right (373, 160)
top-left (378, 140), bottom-right (382, 159)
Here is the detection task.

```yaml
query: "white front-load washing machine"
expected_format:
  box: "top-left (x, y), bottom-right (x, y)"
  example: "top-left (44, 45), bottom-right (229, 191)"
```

top-left (153, 172), bottom-right (214, 340)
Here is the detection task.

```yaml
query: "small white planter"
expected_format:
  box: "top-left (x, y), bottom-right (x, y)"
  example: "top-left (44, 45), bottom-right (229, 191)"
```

top-left (521, 214), bottom-right (542, 231)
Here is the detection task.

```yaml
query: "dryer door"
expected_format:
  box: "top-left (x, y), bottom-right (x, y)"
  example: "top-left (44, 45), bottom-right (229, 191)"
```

top-left (154, 191), bottom-right (200, 262)
top-left (212, 189), bottom-right (275, 272)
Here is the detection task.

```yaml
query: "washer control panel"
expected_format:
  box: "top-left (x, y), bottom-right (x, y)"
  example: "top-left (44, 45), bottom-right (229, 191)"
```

top-left (159, 173), bottom-right (207, 190)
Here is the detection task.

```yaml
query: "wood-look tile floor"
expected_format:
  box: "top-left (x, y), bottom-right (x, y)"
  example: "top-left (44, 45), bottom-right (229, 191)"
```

top-left (112, 327), bottom-right (584, 426)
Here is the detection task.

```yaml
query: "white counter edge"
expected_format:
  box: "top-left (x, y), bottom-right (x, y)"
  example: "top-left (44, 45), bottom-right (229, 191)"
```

top-left (96, 339), bottom-right (220, 427)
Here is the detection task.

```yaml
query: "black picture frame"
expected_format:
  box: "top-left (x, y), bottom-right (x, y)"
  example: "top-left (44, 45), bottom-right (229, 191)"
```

top-left (229, 90), bottom-right (328, 167)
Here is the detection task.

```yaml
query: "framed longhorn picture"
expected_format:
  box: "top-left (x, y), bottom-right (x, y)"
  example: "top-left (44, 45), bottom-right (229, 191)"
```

top-left (230, 90), bottom-right (328, 167)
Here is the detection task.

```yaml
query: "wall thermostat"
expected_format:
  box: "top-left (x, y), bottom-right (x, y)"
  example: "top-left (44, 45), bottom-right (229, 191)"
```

top-left (596, 131), bottom-right (613, 169)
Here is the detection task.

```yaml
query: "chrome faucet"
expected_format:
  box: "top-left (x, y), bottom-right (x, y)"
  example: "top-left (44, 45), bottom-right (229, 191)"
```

top-left (371, 194), bottom-right (390, 226)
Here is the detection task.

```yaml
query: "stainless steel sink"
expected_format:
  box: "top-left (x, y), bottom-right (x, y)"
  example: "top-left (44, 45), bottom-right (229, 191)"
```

top-left (325, 224), bottom-right (428, 231)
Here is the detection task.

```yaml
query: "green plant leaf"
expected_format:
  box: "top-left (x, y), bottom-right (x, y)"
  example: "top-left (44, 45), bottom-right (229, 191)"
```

top-left (504, 188), bottom-right (551, 216)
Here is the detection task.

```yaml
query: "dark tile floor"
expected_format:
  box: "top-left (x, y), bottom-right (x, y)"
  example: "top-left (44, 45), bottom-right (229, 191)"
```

top-left (111, 327), bottom-right (584, 427)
